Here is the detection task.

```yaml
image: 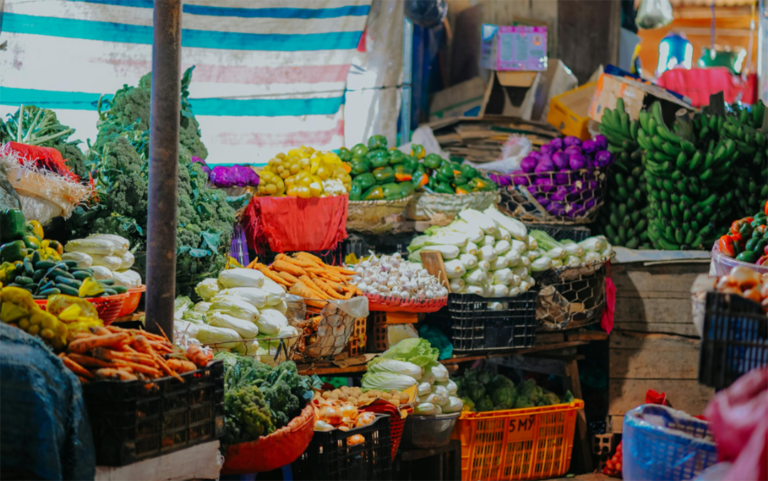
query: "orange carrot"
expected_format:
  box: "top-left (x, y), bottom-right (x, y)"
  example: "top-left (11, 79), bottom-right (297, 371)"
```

top-left (272, 259), bottom-right (307, 277)
top-left (68, 333), bottom-right (130, 354)
top-left (77, 376), bottom-right (90, 384)
top-left (255, 265), bottom-right (292, 286)
top-left (277, 271), bottom-right (300, 285)
top-left (67, 353), bottom-right (114, 369)
top-left (289, 281), bottom-right (329, 300)
top-left (134, 336), bottom-right (184, 383)
top-left (112, 360), bottom-right (163, 378)
top-left (298, 276), bottom-right (332, 299)
top-left (295, 252), bottom-right (324, 264)
top-left (91, 326), bottom-right (112, 336)
top-left (311, 278), bottom-right (346, 300)
top-left (62, 356), bottom-right (94, 379)
top-left (284, 256), bottom-right (321, 269)
top-left (185, 345), bottom-right (210, 368)
top-left (93, 347), bottom-right (155, 366)
top-left (167, 359), bottom-right (198, 374)
top-left (95, 368), bottom-right (138, 381)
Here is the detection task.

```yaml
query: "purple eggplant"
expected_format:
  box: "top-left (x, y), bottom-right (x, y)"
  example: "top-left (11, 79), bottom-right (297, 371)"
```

top-left (564, 145), bottom-right (582, 156)
top-left (535, 194), bottom-right (551, 207)
top-left (594, 150), bottom-right (615, 168)
top-left (528, 150), bottom-right (541, 160)
top-left (550, 185), bottom-right (570, 202)
top-left (527, 185), bottom-right (540, 195)
top-left (582, 139), bottom-right (599, 155)
top-left (547, 201), bottom-right (566, 216)
top-left (520, 156), bottom-right (538, 173)
top-left (535, 177), bottom-right (555, 192)
top-left (595, 135), bottom-right (608, 150)
top-left (552, 151), bottom-right (570, 170)
top-left (535, 157), bottom-right (555, 173)
top-left (568, 153), bottom-right (587, 170)
top-left (540, 144), bottom-right (554, 155)
top-left (511, 171), bottom-right (530, 186)
top-left (554, 172), bottom-right (572, 185)
top-left (549, 138), bottom-right (564, 151)
top-left (563, 136), bottom-right (582, 148)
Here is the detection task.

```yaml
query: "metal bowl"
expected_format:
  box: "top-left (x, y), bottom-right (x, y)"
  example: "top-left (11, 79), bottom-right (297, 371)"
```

top-left (401, 412), bottom-right (460, 449)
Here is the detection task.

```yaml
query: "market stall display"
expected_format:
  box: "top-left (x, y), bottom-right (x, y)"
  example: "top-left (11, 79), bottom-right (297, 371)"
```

top-left (710, 201), bottom-right (768, 275)
top-left (598, 98), bottom-right (650, 248)
top-left (345, 136), bottom-right (417, 201)
top-left (454, 367), bottom-right (574, 411)
top-left (496, 135), bottom-right (613, 224)
top-left (408, 206), bottom-right (535, 297)
top-left (257, 147), bottom-right (351, 198)
top-left (639, 102), bottom-right (735, 250)
top-left (720, 100), bottom-right (767, 215)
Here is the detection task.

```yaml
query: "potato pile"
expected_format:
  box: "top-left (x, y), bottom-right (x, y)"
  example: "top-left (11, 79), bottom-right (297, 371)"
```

top-left (316, 386), bottom-right (410, 407)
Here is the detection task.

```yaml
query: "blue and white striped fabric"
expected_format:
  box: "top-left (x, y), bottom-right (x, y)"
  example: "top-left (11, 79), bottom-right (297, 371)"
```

top-left (0, 0), bottom-right (371, 166)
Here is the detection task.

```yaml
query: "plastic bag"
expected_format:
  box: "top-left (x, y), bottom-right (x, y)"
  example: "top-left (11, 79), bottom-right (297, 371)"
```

top-left (404, 0), bottom-right (447, 28)
top-left (466, 136), bottom-right (533, 175)
top-left (636, 0), bottom-right (673, 30)
top-left (704, 368), bottom-right (768, 481)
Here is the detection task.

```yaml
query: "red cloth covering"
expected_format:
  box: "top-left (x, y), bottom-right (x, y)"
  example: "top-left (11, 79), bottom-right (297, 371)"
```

top-left (242, 195), bottom-right (348, 254)
top-left (657, 68), bottom-right (758, 107)
top-left (2, 141), bottom-right (79, 182)
top-left (705, 367), bottom-right (768, 481)
top-left (601, 277), bottom-right (616, 334)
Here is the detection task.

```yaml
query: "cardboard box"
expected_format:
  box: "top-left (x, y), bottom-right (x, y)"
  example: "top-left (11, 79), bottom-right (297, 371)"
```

top-left (480, 24), bottom-right (547, 71)
top-left (429, 78), bottom-right (487, 121)
top-left (548, 82), bottom-right (597, 140)
top-left (589, 73), bottom-right (695, 124)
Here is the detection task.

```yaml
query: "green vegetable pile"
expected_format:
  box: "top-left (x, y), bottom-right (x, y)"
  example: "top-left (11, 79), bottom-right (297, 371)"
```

top-left (342, 136), bottom-right (496, 201)
top-left (598, 98), bottom-right (650, 249)
top-left (455, 367), bottom-right (573, 412)
top-left (637, 101), bottom-right (764, 250)
top-left (64, 67), bottom-right (236, 295)
top-left (0, 105), bottom-right (89, 180)
top-left (216, 352), bottom-right (321, 446)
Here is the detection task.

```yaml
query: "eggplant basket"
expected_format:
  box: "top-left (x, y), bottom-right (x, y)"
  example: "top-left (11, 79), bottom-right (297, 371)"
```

top-left (495, 167), bottom-right (608, 225)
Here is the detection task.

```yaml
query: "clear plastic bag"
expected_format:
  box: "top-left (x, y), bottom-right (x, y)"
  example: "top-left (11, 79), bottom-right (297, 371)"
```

top-left (636, 0), bottom-right (674, 30)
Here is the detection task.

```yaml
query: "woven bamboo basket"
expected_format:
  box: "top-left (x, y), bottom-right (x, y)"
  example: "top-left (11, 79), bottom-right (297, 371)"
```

top-left (405, 191), bottom-right (500, 225)
top-left (347, 195), bottom-right (412, 234)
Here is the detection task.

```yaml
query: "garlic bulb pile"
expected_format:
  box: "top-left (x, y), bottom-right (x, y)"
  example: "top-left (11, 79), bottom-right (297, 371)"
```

top-left (351, 253), bottom-right (448, 300)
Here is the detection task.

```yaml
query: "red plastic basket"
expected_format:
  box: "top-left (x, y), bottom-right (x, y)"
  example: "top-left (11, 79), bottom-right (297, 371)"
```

top-left (361, 400), bottom-right (414, 459)
top-left (117, 285), bottom-right (145, 318)
top-left (35, 293), bottom-right (129, 325)
top-left (366, 293), bottom-right (447, 313)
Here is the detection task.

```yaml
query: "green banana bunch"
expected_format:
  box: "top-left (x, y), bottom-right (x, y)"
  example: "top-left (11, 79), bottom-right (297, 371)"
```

top-left (598, 98), bottom-right (650, 249)
top-left (639, 101), bottom-right (736, 251)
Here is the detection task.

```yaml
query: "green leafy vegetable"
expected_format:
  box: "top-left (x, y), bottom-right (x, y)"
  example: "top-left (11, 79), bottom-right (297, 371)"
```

top-left (380, 338), bottom-right (439, 368)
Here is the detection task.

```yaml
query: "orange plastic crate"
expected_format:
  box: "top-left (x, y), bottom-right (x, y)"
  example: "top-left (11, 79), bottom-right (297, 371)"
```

top-left (452, 400), bottom-right (584, 481)
top-left (344, 316), bottom-right (367, 356)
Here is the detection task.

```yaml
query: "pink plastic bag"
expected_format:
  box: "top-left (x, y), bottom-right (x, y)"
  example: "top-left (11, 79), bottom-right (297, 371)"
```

top-left (705, 367), bottom-right (768, 481)
top-left (600, 277), bottom-right (616, 334)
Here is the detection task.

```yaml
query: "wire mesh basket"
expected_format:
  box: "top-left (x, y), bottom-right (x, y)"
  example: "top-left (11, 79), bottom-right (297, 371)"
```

top-left (293, 299), bottom-right (361, 360)
top-left (533, 261), bottom-right (608, 330)
top-left (497, 167), bottom-right (607, 225)
top-left (524, 223), bottom-right (591, 242)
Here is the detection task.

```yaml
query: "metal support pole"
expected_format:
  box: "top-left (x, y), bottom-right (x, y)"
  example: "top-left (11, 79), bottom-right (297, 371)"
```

top-left (400, 17), bottom-right (413, 144)
top-left (146, 0), bottom-right (181, 340)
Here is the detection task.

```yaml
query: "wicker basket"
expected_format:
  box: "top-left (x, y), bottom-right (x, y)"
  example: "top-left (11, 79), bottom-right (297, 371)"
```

top-left (405, 191), bottom-right (499, 224)
top-left (347, 196), bottom-right (412, 234)
top-left (497, 168), bottom-right (607, 225)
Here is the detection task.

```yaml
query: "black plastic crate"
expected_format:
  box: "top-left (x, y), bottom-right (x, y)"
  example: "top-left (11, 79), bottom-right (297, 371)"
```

top-left (82, 360), bottom-right (225, 466)
top-left (698, 292), bottom-right (768, 390)
top-left (524, 223), bottom-right (591, 242)
top-left (427, 291), bottom-right (538, 352)
top-left (292, 413), bottom-right (392, 481)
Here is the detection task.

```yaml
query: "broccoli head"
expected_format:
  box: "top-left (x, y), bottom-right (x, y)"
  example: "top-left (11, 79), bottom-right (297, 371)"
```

top-left (518, 379), bottom-right (537, 398)
top-left (561, 390), bottom-right (575, 404)
top-left (513, 396), bottom-right (534, 409)
top-left (476, 396), bottom-right (494, 412)
top-left (262, 379), bottom-right (299, 429)
top-left (541, 392), bottom-right (561, 406)
top-left (223, 385), bottom-right (275, 445)
top-left (490, 383), bottom-right (516, 410)
top-left (464, 380), bottom-right (486, 404)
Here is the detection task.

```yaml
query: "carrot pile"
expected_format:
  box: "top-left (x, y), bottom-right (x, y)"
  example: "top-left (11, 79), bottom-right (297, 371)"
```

top-left (60, 325), bottom-right (211, 383)
top-left (246, 252), bottom-right (361, 307)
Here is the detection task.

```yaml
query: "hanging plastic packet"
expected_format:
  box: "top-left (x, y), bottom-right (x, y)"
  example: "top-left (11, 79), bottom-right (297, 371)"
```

top-left (636, 0), bottom-right (674, 29)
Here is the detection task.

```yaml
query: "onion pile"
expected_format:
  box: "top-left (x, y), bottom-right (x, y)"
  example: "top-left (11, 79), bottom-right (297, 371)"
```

top-left (351, 253), bottom-right (448, 300)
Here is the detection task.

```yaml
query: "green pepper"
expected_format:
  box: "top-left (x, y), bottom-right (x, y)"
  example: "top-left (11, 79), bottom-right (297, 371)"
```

top-left (745, 237), bottom-right (766, 253)
top-left (412, 170), bottom-right (429, 190)
top-left (388, 149), bottom-right (405, 165)
top-left (436, 164), bottom-right (455, 182)
top-left (381, 182), bottom-right (402, 200)
top-left (403, 155), bottom-right (419, 172)
top-left (349, 183), bottom-right (363, 201)
top-left (460, 164), bottom-right (478, 179)
top-left (0, 209), bottom-right (26, 244)
top-left (435, 182), bottom-right (454, 194)
top-left (399, 182), bottom-right (415, 197)
top-left (427, 177), bottom-right (438, 190)
top-left (735, 250), bottom-right (761, 263)
top-left (351, 143), bottom-right (369, 158)
top-left (0, 240), bottom-right (27, 263)
top-left (455, 184), bottom-right (471, 194)
top-left (338, 147), bottom-right (353, 162)
top-left (423, 153), bottom-right (443, 170)
top-left (353, 173), bottom-right (376, 190)
top-left (363, 185), bottom-right (385, 201)
top-left (373, 166), bottom-right (395, 184)
top-left (349, 158), bottom-right (371, 175)
top-left (367, 150), bottom-right (390, 168)
top-left (453, 175), bottom-right (469, 186)
top-left (411, 144), bottom-right (425, 160)
top-left (367, 134), bottom-right (388, 151)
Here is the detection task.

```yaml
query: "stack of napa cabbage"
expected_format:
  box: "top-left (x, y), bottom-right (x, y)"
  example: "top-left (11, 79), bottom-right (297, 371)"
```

top-left (407, 205), bottom-right (536, 302)
top-left (173, 268), bottom-right (300, 360)
top-left (361, 338), bottom-right (463, 415)
top-left (62, 234), bottom-right (142, 288)
top-left (527, 230), bottom-right (614, 271)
